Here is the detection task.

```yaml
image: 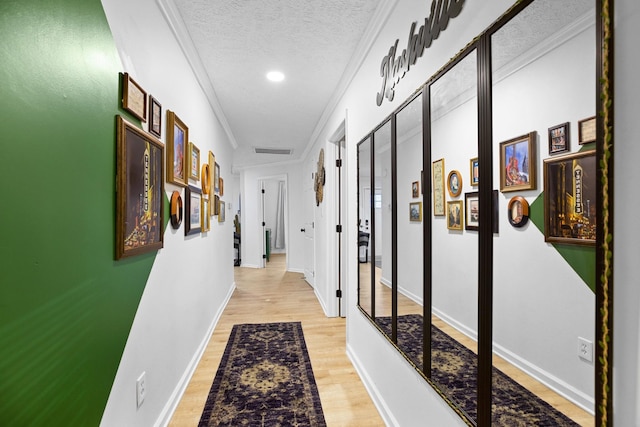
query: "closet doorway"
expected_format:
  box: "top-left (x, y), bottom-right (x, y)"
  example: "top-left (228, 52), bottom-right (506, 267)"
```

top-left (259, 175), bottom-right (289, 270)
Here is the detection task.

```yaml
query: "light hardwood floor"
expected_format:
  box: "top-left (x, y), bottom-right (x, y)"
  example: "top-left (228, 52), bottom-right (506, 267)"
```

top-left (168, 254), bottom-right (385, 426)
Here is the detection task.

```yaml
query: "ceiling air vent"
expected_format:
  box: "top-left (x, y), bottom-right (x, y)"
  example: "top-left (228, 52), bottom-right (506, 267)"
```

top-left (254, 147), bottom-right (292, 155)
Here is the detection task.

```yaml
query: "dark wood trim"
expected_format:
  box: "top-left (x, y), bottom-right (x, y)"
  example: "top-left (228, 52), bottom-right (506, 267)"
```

top-left (422, 85), bottom-right (432, 378)
top-left (391, 115), bottom-right (398, 343)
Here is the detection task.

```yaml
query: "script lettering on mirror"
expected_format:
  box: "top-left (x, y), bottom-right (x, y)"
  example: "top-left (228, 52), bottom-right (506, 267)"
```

top-left (376, 0), bottom-right (466, 106)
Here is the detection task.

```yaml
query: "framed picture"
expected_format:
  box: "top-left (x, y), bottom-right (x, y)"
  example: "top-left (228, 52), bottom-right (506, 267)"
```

top-left (447, 200), bottom-right (463, 230)
top-left (432, 158), bottom-right (445, 216)
top-left (543, 150), bottom-right (596, 245)
top-left (122, 73), bottom-right (147, 122)
top-left (578, 116), bottom-right (596, 145)
top-left (214, 162), bottom-right (220, 194)
top-left (184, 185), bottom-right (202, 236)
top-left (462, 190), bottom-right (499, 232)
top-left (189, 142), bottom-right (200, 181)
top-left (507, 196), bottom-right (529, 228)
top-left (166, 111), bottom-right (188, 187)
top-left (201, 197), bottom-right (210, 232)
top-left (470, 157), bottom-right (479, 186)
top-left (220, 177), bottom-right (224, 197)
top-left (412, 181), bottom-right (419, 198)
top-left (464, 192), bottom-right (479, 231)
top-left (208, 151), bottom-right (216, 214)
top-left (213, 194), bottom-right (220, 216)
top-left (115, 116), bottom-right (164, 259)
top-left (169, 190), bottom-right (183, 229)
top-left (499, 131), bottom-right (537, 193)
top-left (218, 200), bottom-right (226, 223)
top-left (548, 122), bottom-right (570, 155)
top-left (201, 163), bottom-right (211, 195)
top-left (409, 202), bottom-right (422, 222)
top-left (447, 170), bottom-right (462, 197)
top-left (148, 95), bottom-right (162, 137)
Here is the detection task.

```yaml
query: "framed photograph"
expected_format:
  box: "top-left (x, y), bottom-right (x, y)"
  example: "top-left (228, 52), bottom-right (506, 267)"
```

top-left (214, 162), bottom-right (221, 194)
top-left (447, 170), bottom-right (462, 197)
top-left (409, 202), bottom-right (422, 222)
top-left (115, 116), bottom-right (164, 259)
top-left (169, 190), bottom-right (183, 229)
top-left (470, 157), bottom-right (479, 186)
top-left (548, 122), bottom-right (570, 155)
top-left (432, 158), bottom-right (445, 216)
top-left (507, 196), bottom-right (529, 228)
top-left (412, 181), bottom-right (419, 198)
top-left (578, 116), bottom-right (596, 145)
top-left (464, 192), bottom-right (479, 231)
top-left (213, 194), bottom-right (220, 216)
top-left (189, 142), bottom-right (200, 181)
top-left (166, 111), bottom-right (188, 187)
top-left (208, 151), bottom-right (216, 213)
top-left (220, 177), bottom-right (224, 197)
top-left (184, 185), bottom-right (202, 236)
top-left (122, 73), bottom-right (147, 122)
top-left (218, 200), bottom-right (226, 223)
top-left (544, 150), bottom-right (596, 245)
top-left (148, 95), bottom-right (162, 137)
top-left (201, 197), bottom-right (210, 232)
top-left (499, 131), bottom-right (537, 193)
top-left (447, 201), bottom-right (463, 230)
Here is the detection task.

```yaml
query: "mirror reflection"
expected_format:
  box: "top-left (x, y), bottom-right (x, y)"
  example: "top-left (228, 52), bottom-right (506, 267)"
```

top-left (491, 0), bottom-right (595, 425)
top-left (429, 49), bottom-right (479, 421)
top-left (358, 138), bottom-right (373, 318)
top-left (395, 93), bottom-right (424, 370)
top-left (373, 120), bottom-right (393, 336)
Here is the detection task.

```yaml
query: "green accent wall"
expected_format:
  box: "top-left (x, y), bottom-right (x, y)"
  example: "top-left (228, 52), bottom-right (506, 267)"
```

top-left (0, 1), bottom-right (158, 425)
top-left (530, 194), bottom-right (596, 293)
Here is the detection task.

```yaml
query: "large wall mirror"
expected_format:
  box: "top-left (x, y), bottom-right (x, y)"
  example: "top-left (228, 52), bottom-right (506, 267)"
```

top-left (356, 0), bottom-right (613, 425)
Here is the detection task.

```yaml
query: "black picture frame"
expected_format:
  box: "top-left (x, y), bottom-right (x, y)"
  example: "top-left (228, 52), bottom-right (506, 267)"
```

top-left (548, 122), bottom-right (570, 155)
top-left (149, 95), bottom-right (162, 138)
top-left (184, 185), bottom-right (202, 236)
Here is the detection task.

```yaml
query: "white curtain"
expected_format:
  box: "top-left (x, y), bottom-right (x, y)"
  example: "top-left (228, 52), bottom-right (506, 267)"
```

top-left (274, 181), bottom-right (286, 249)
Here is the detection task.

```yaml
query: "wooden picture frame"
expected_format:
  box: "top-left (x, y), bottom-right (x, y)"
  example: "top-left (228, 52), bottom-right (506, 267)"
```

top-left (189, 142), bottom-right (200, 181)
top-left (543, 150), bottom-right (596, 245)
top-left (201, 197), bottom-right (210, 232)
top-left (169, 190), bottom-right (183, 229)
top-left (464, 192), bottom-right (479, 231)
top-left (184, 185), bottom-right (202, 236)
top-left (122, 73), bottom-right (147, 122)
top-left (148, 95), bottom-right (162, 137)
top-left (219, 177), bottom-right (224, 197)
top-left (447, 170), bottom-right (462, 198)
top-left (446, 200), bottom-right (463, 230)
top-left (432, 158), bottom-right (445, 216)
top-left (499, 131), bottom-right (537, 193)
top-left (578, 116), bottom-right (596, 145)
top-left (166, 111), bottom-right (188, 187)
top-left (412, 181), bottom-right (419, 198)
top-left (507, 196), bottom-right (529, 228)
top-left (115, 115), bottom-right (164, 259)
top-left (213, 194), bottom-right (220, 216)
top-left (208, 151), bottom-right (216, 214)
top-left (218, 200), bottom-right (226, 223)
top-left (409, 202), bottom-right (422, 222)
top-left (214, 162), bottom-right (220, 194)
top-left (201, 163), bottom-right (211, 195)
top-left (548, 122), bottom-right (570, 155)
top-left (470, 157), bottom-right (479, 186)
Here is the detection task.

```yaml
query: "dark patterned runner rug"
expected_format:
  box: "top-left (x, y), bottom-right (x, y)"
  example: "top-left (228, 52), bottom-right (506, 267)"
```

top-left (377, 314), bottom-right (581, 426)
top-left (198, 322), bottom-right (326, 427)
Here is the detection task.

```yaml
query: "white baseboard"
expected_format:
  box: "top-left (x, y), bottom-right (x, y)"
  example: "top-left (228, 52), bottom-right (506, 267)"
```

top-left (346, 344), bottom-right (397, 427)
top-left (155, 282), bottom-right (236, 427)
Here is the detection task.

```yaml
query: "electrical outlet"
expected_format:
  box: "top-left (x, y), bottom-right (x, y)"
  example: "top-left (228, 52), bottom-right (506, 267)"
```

top-left (578, 337), bottom-right (593, 363)
top-left (136, 372), bottom-right (147, 408)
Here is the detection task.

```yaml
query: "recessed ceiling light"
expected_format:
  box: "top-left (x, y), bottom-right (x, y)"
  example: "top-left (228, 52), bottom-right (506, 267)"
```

top-left (266, 71), bottom-right (285, 82)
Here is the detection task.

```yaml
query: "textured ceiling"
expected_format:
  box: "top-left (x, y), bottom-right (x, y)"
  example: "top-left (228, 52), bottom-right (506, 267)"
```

top-left (170, 0), bottom-right (384, 169)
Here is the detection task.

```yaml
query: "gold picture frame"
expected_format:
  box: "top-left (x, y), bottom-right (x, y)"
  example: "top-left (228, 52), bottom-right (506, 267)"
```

top-left (409, 202), bottom-right (422, 222)
top-left (432, 158), bottom-right (445, 216)
top-left (201, 197), bottom-right (210, 232)
top-left (201, 163), bottom-right (211, 195)
top-left (470, 157), bottom-right (479, 186)
top-left (115, 115), bottom-right (164, 259)
top-left (208, 151), bottom-right (216, 214)
top-left (446, 200), bottom-right (463, 231)
top-left (166, 111), bottom-right (188, 187)
top-left (447, 170), bottom-right (462, 198)
top-left (218, 200), bottom-right (226, 222)
top-left (499, 131), bottom-right (537, 193)
top-left (122, 72), bottom-right (147, 122)
top-left (189, 142), bottom-right (200, 181)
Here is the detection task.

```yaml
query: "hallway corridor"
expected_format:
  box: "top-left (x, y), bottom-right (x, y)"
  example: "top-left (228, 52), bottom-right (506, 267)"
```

top-left (169, 254), bottom-right (384, 426)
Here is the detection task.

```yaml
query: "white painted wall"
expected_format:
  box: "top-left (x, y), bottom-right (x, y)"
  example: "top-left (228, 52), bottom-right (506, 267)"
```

top-left (99, 0), bottom-right (235, 425)
top-left (613, 1), bottom-right (640, 426)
